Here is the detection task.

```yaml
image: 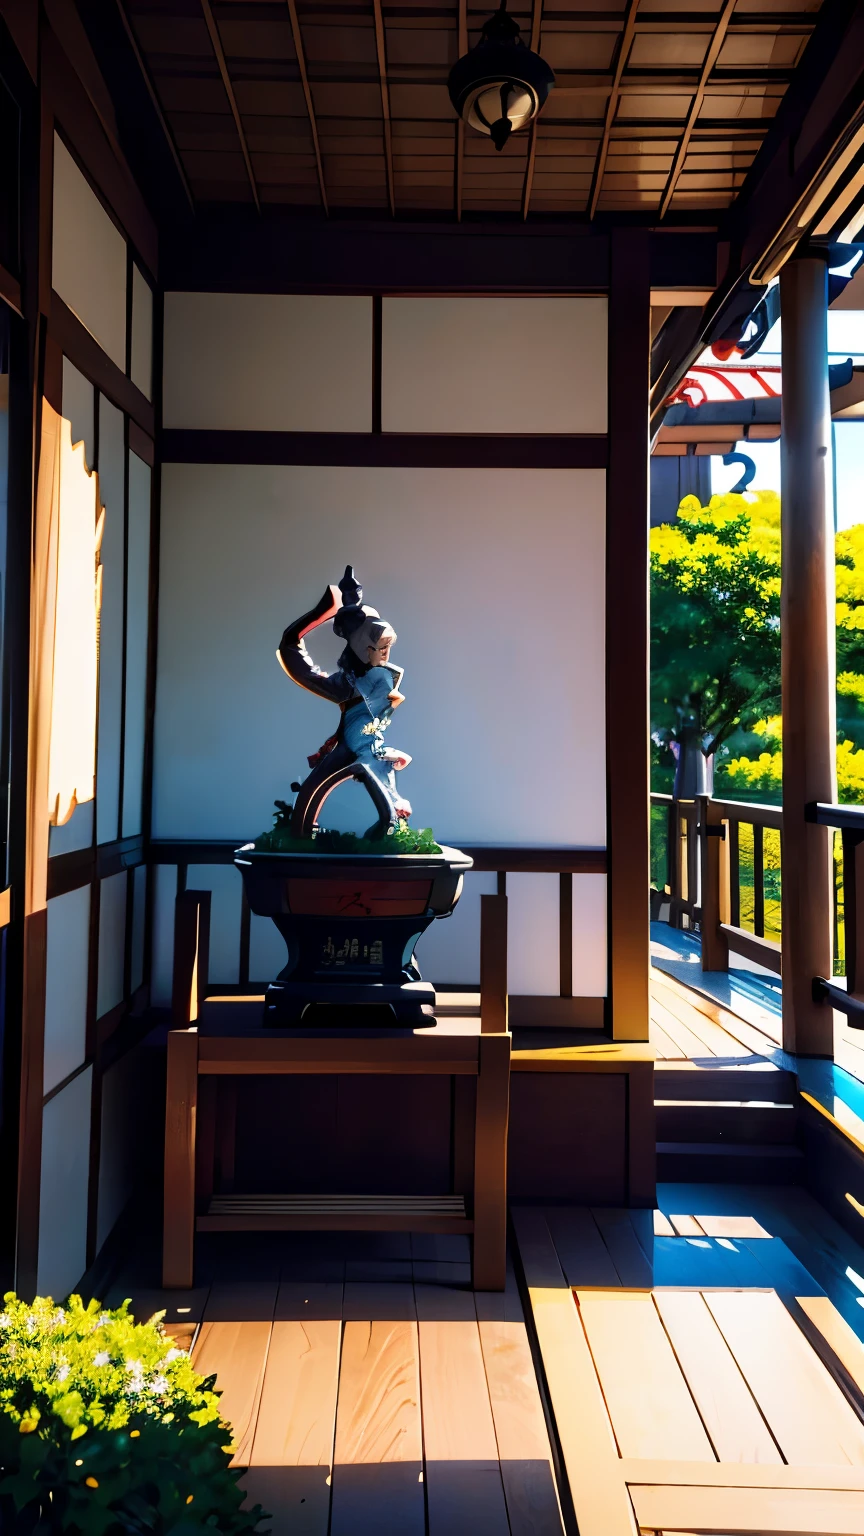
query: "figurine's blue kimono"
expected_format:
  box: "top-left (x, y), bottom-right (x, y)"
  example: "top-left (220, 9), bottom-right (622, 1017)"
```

top-left (277, 568), bottom-right (412, 837)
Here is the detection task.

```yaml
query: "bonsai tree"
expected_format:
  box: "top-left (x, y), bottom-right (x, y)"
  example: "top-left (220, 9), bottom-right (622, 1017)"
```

top-left (651, 491), bottom-right (782, 789)
top-left (0, 1292), bottom-right (267, 1534)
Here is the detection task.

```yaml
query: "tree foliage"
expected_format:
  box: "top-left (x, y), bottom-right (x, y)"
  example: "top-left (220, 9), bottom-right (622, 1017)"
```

top-left (650, 491), bottom-right (781, 758)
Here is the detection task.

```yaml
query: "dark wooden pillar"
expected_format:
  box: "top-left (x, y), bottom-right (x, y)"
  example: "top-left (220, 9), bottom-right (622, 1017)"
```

top-left (607, 228), bottom-right (651, 1041)
top-left (780, 254), bottom-right (835, 1055)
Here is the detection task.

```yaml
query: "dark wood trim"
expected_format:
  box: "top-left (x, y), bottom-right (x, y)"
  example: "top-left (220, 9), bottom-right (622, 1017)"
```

top-left (659, 0), bottom-right (736, 220)
top-left (112, 0), bottom-right (193, 216)
top-left (46, 834), bottom-right (145, 899)
top-left (371, 295), bottom-right (382, 433)
top-left (43, 1055), bottom-right (91, 1108)
top-left (589, 0), bottom-right (639, 220)
top-left (128, 418), bottom-right (154, 466)
top-left (49, 292), bottom-right (155, 436)
top-left (454, 0), bottom-right (466, 222)
top-left (117, 411), bottom-right (130, 839)
top-left (161, 430), bottom-right (608, 471)
top-left (559, 871), bottom-right (572, 997)
top-left (44, 331), bottom-right (62, 410)
top-left (16, 909), bottom-right (47, 1296)
top-left (41, 25), bottom-right (158, 277)
top-left (606, 228), bottom-right (651, 1042)
top-left (0, 261), bottom-right (22, 315)
top-left (480, 893), bottom-right (508, 1034)
top-left (238, 887), bottom-right (251, 988)
top-left (371, 0), bottom-right (394, 218)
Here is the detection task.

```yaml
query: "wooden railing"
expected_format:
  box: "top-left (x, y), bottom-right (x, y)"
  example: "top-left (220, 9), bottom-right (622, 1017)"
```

top-left (811, 802), bottom-right (864, 1028)
top-left (651, 793), bottom-right (783, 977)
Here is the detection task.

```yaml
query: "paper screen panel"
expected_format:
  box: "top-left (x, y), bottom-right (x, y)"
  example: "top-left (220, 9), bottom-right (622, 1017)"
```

top-left (52, 135), bottom-right (126, 369)
top-left (162, 293), bottom-right (373, 431)
top-left (150, 863), bottom-right (178, 1007)
top-left (508, 873), bottom-right (559, 996)
top-left (382, 297), bottom-right (607, 434)
top-left (186, 864), bottom-right (243, 984)
top-left (38, 1067), bottom-right (92, 1299)
top-left (96, 395), bottom-right (125, 845)
top-left (153, 464), bottom-right (606, 851)
top-left (130, 863), bottom-right (147, 993)
top-left (122, 452), bottom-right (150, 837)
top-left (414, 869), bottom-right (497, 985)
top-left (131, 264), bottom-right (153, 400)
top-left (44, 886), bottom-right (91, 1095)
top-left (97, 870), bottom-right (127, 1019)
top-left (573, 874), bottom-right (607, 996)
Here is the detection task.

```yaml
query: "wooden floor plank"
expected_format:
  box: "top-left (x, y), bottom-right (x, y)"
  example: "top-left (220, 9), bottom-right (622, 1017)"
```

top-left (591, 1209), bottom-right (654, 1288)
top-left (694, 1215), bottom-right (772, 1240)
top-left (417, 1287), bottom-right (510, 1536)
top-left (330, 1319), bottom-right (425, 1536)
top-left (192, 1320), bottom-right (272, 1466)
top-left (704, 1290), bottom-right (864, 1465)
top-left (248, 1318), bottom-right (342, 1536)
top-left (544, 1207), bottom-right (622, 1288)
top-left (478, 1316), bottom-right (565, 1535)
top-left (575, 1290), bottom-right (715, 1463)
top-left (796, 1295), bottom-right (864, 1394)
top-left (648, 1016), bottom-right (685, 1061)
top-left (630, 1480), bottom-right (864, 1534)
top-left (202, 1280), bottom-right (278, 1322)
top-left (649, 994), bottom-right (718, 1060)
top-left (343, 1282), bottom-right (417, 1321)
top-left (653, 1291), bottom-right (782, 1464)
top-left (652, 978), bottom-right (755, 1059)
top-left (651, 969), bottom-right (779, 1057)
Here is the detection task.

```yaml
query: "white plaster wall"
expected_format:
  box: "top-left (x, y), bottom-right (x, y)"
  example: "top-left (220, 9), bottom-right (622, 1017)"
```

top-left (130, 863), bottom-right (147, 993)
top-left (38, 1067), bottom-right (92, 1299)
top-left (44, 886), bottom-right (91, 1095)
top-left (186, 864), bottom-right (243, 985)
top-left (131, 265), bottom-right (153, 400)
top-left (162, 293), bottom-right (373, 431)
top-left (153, 462), bottom-right (607, 993)
top-left (382, 297), bottom-right (608, 435)
top-left (96, 395), bottom-right (125, 845)
top-left (52, 136), bottom-right (127, 370)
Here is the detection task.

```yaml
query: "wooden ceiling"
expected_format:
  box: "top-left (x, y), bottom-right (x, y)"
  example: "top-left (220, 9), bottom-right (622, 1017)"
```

top-left (121, 0), bottom-right (823, 219)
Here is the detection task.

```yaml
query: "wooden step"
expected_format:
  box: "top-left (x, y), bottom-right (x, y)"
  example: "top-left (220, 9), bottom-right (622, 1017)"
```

top-left (654, 1061), bottom-right (796, 1103)
top-left (198, 1193), bottom-right (472, 1232)
top-left (656, 1141), bottom-right (805, 1183)
top-left (655, 1101), bottom-right (798, 1144)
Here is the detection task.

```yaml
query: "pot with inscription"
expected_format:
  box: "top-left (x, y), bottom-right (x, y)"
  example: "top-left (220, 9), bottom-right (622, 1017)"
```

top-left (234, 845), bottom-right (472, 1027)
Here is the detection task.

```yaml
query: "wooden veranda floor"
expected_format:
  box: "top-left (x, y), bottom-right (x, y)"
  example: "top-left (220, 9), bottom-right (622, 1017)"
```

top-left (649, 966), bottom-right (781, 1063)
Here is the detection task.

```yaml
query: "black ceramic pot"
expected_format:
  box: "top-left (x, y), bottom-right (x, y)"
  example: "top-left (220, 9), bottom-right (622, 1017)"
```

top-left (234, 844), bottom-right (472, 1026)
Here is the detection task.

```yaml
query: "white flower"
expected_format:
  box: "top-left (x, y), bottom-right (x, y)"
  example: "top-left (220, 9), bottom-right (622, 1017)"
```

top-left (98, 1313), bottom-right (111, 1326)
top-left (25, 1315), bottom-right (37, 1335)
top-left (52, 1310), bottom-right (66, 1327)
top-left (56, 1364), bottom-right (70, 1383)
top-left (150, 1375), bottom-right (169, 1395)
top-left (361, 717), bottom-right (381, 736)
top-left (94, 1351), bottom-right (110, 1367)
top-left (0, 1313), bottom-right (11, 1329)
top-left (125, 1359), bottom-right (145, 1394)
top-left (162, 1349), bottom-right (183, 1364)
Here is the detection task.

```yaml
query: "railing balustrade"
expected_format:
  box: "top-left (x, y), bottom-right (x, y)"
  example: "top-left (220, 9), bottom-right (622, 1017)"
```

top-left (810, 803), bottom-right (864, 1028)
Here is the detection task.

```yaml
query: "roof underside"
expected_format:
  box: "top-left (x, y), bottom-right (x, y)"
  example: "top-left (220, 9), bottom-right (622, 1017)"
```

top-left (123, 0), bottom-right (823, 219)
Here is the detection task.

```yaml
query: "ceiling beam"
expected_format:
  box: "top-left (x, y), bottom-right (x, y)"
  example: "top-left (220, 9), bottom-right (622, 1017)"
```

top-left (588, 0), bottom-right (640, 219)
top-left (113, 0), bottom-right (195, 213)
top-left (285, 0), bottom-right (329, 215)
top-left (455, 0), bottom-right (467, 221)
top-left (200, 0), bottom-right (260, 212)
top-left (372, 0), bottom-right (395, 216)
top-left (658, 0), bottom-right (737, 220)
top-left (521, 0), bottom-right (544, 220)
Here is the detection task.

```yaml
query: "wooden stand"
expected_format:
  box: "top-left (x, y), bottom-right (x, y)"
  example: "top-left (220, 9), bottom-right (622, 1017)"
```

top-left (163, 1022), bottom-right (511, 1291)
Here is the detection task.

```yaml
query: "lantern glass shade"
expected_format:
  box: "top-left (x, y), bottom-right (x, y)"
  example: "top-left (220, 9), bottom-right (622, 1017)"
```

top-left (466, 83), bottom-right (537, 144)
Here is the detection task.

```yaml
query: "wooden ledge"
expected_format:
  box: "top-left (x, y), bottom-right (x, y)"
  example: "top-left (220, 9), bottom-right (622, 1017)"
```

top-left (512, 1042), bottom-right (655, 1072)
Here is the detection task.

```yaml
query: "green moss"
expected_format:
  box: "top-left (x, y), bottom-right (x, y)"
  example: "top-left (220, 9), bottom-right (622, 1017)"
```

top-left (254, 801), bottom-right (442, 856)
top-left (0, 1292), bottom-right (267, 1533)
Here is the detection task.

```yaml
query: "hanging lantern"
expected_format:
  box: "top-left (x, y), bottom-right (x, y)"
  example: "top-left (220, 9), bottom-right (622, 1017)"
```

top-left (448, 0), bottom-right (555, 152)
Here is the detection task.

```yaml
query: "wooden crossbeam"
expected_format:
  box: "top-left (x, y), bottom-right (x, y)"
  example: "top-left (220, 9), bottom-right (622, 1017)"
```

top-left (372, 0), bottom-right (395, 215)
top-left (114, 0), bottom-right (195, 212)
top-left (200, 0), bottom-right (260, 212)
top-left (521, 0), bottom-right (544, 220)
top-left (285, 0), bottom-right (329, 215)
top-left (658, 0), bottom-right (737, 219)
top-left (588, 0), bottom-right (640, 219)
top-left (455, 0), bottom-right (467, 221)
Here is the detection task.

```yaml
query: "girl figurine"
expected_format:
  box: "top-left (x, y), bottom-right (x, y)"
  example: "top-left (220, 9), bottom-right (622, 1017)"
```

top-left (278, 567), bottom-right (412, 838)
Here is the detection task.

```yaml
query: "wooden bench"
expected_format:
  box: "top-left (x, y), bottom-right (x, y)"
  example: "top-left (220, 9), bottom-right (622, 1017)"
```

top-left (163, 891), bottom-right (510, 1291)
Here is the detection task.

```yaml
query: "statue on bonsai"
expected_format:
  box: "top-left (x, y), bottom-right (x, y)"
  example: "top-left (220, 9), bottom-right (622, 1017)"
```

top-left (278, 566), bottom-right (413, 839)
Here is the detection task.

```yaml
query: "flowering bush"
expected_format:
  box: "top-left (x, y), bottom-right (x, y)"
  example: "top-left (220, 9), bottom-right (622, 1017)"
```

top-left (0, 1293), bottom-right (267, 1533)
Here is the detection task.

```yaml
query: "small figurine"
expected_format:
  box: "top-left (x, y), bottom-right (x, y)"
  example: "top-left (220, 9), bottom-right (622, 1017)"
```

top-left (278, 567), bottom-right (413, 838)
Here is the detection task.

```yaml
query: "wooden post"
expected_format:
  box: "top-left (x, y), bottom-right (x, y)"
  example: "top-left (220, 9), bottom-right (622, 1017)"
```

top-left (472, 1031), bottom-right (510, 1291)
top-left (163, 1028), bottom-right (198, 1288)
top-left (480, 892), bottom-right (508, 1034)
top-left (780, 254), bottom-right (836, 1055)
top-left (843, 831), bottom-right (864, 996)
top-left (607, 227), bottom-right (651, 1040)
top-left (698, 796), bottom-right (729, 972)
